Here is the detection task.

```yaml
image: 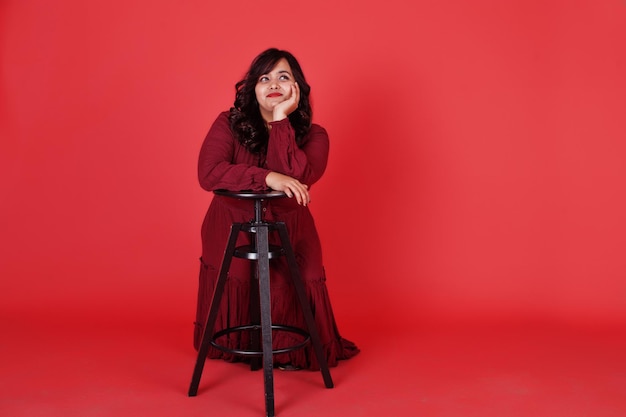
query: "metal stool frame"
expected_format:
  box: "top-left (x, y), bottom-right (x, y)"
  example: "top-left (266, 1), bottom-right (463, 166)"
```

top-left (188, 190), bottom-right (333, 417)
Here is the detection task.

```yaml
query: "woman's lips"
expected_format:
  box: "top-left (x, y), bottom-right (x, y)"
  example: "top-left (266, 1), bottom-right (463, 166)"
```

top-left (267, 93), bottom-right (282, 98)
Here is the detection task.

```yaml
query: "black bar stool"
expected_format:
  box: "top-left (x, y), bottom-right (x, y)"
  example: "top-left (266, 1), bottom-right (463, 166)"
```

top-left (188, 189), bottom-right (334, 417)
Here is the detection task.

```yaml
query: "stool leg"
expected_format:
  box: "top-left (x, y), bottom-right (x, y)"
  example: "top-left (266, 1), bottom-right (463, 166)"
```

top-left (249, 265), bottom-right (262, 371)
top-left (188, 223), bottom-right (242, 396)
top-left (276, 222), bottom-right (334, 389)
top-left (256, 224), bottom-right (276, 417)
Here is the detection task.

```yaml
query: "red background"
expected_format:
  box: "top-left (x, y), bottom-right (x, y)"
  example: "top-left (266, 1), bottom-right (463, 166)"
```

top-left (2, 0), bottom-right (626, 330)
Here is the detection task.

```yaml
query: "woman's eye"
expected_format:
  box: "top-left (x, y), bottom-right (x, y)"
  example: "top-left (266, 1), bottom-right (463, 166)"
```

top-left (279, 75), bottom-right (290, 81)
top-left (259, 76), bottom-right (269, 82)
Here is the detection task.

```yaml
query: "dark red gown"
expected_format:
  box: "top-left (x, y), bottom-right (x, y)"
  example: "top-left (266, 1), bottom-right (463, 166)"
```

top-left (194, 111), bottom-right (359, 370)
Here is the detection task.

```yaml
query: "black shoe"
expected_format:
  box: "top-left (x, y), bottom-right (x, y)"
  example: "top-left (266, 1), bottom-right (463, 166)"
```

top-left (276, 363), bottom-right (301, 371)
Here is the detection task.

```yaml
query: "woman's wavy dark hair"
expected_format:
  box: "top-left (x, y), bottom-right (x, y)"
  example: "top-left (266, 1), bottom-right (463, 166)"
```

top-left (229, 48), bottom-right (312, 154)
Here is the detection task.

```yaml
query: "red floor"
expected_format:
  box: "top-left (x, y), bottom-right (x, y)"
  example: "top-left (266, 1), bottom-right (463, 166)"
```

top-left (2, 313), bottom-right (626, 417)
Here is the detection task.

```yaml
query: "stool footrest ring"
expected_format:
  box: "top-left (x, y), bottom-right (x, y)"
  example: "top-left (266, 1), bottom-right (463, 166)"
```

top-left (211, 324), bottom-right (311, 356)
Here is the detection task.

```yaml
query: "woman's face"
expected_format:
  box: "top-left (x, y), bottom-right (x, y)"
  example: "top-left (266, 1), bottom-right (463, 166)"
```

top-left (255, 58), bottom-right (295, 122)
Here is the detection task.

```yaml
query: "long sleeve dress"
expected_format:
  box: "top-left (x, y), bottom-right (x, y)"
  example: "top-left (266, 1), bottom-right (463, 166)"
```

top-left (194, 111), bottom-right (359, 370)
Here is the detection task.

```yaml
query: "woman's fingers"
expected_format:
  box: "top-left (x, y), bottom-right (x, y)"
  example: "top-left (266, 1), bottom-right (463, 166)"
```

top-left (265, 172), bottom-right (310, 206)
top-left (293, 82), bottom-right (300, 105)
top-left (287, 181), bottom-right (309, 206)
top-left (275, 83), bottom-right (299, 117)
top-left (285, 180), bottom-right (309, 206)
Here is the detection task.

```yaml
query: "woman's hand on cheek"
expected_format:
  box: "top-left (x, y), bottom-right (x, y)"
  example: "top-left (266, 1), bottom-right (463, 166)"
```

top-left (265, 171), bottom-right (310, 206)
top-left (272, 83), bottom-right (300, 122)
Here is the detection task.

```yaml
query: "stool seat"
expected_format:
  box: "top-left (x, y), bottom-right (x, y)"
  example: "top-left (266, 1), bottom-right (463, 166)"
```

top-left (213, 189), bottom-right (287, 199)
top-left (188, 189), bottom-right (334, 417)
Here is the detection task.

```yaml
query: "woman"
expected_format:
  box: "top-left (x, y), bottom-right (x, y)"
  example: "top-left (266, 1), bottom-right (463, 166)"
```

top-left (194, 48), bottom-right (358, 370)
